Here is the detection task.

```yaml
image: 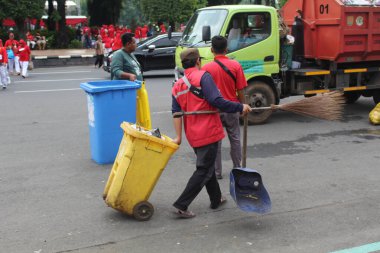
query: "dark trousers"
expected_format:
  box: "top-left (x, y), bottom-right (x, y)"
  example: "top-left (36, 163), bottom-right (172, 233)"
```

top-left (94, 55), bottom-right (104, 68)
top-left (173, 142), bottom-right (221, 211)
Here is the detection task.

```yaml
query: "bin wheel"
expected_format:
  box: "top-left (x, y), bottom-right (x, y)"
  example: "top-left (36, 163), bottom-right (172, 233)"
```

top-left (133, 201), bottom-right (154, 221)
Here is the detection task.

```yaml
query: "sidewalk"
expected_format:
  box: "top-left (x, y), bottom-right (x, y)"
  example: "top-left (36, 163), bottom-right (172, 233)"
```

top-left (32, 49), bottom-right (95, 59)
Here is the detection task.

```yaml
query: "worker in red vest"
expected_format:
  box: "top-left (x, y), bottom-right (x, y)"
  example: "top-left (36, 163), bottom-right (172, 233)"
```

top-left (0, 39), bottom-right (9, 89)
top-left (171, 48), bottom-right (251, 218)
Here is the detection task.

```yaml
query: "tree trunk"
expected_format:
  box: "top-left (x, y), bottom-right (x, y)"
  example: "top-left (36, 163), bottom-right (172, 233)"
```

top-left (57, 0), bottom-right (69, 48)
top-left (47, 0), bottom-right (55, 31)
top-left (15, 18), bottom-right (26, 38)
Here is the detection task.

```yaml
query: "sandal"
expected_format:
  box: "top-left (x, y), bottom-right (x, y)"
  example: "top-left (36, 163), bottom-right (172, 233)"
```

top-left (211, 196), bottom-right (227, 209)
top-left (175, 209), bottom-right (196, 219)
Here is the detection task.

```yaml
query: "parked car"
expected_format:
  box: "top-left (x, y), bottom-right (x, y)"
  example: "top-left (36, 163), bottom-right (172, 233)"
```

top-left (103, 32), bottom-right (182, 73)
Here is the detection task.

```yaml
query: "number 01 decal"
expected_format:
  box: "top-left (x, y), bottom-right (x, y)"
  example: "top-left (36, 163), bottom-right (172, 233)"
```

top-left (320, 4), bottom-right (329, 14)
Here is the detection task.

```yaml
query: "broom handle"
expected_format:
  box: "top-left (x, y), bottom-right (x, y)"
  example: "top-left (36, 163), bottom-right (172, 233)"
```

top-left (242, 95), bottom-right (249, 168)
top-left (173, 106), bottom-right (276, 117)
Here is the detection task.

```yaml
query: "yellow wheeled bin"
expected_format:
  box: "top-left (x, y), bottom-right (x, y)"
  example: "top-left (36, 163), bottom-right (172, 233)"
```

top-left (103, 122), bottom-right (179, 221)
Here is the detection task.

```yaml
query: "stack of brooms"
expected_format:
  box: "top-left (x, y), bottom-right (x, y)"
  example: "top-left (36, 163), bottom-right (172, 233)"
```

top-left (174, 91), bottom-right (346, 121)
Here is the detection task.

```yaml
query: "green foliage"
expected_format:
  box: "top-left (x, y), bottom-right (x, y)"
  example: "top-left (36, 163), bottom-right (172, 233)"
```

top-left (279, 0), bottom-right (287, 7)
top-left (68, 39), bottom-right (83, 49)
top-left (0, 0), bottom-right (45, 31)
top-left (140, 0), bottom-right (207, 24)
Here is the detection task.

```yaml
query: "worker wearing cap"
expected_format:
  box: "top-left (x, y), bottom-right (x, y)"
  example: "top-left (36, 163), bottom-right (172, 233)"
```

top-left (0, 39), bottom-right (9, 89)
top-left (202, 36), bottom-right (248, 179)
top-left (171, 48), bottom-right (251, 218)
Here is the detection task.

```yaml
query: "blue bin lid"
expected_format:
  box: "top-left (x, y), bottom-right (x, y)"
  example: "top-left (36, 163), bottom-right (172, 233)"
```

top-left (80, 80), bottom-right (141, 93)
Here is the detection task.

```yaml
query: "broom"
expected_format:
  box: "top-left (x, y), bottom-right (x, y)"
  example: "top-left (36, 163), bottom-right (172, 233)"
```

top-left (173, 91), bottom-right (346, 121)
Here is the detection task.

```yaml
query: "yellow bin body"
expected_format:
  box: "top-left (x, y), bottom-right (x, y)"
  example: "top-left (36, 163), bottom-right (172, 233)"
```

top-left (103, 122), bottom-right (178, 216)
top-left (369, 103), bottom-right (380, 125)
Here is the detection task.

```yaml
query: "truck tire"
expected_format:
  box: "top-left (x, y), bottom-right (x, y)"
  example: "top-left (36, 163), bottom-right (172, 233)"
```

top-left (245, 81), bottom-right (276, 125)
top-left (344, 92), bottom-right (361, 104)
top-left (373, 89), bottom-right (380, 104)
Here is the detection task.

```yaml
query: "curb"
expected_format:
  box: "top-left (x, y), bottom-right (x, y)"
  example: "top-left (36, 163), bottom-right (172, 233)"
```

top-left (31, 54), bottom-right (96, 68)
top-left (32, 54), bottom-right (95, 60)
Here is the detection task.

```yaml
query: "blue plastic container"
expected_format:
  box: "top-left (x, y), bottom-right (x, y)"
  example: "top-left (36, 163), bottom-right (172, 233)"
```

top-left (80, 80), bottom-right (141, 164)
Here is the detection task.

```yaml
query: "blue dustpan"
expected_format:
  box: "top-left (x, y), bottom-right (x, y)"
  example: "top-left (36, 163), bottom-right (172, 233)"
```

top-left (229, 109), bottom-right (271, 214)
top-left (230, 167), bottom-right (271, 214)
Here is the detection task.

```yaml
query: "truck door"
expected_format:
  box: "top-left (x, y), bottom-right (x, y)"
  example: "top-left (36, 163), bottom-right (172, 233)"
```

top-left (225, 11), bottom-right (278, 79)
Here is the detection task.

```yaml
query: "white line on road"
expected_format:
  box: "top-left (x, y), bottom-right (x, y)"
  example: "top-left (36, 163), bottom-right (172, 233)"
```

top-left (15, 88), bottom-right (82, 93)
top-left (14, 78), bottom-right (104, 83)
top-left (152, 111), bottom-right (171, 115)
top-left (30, 71), bottom-right (92, 75)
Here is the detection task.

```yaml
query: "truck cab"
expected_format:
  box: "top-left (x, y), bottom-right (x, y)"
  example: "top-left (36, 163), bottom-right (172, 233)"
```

top-left (175, 1), bottom-right (380, 124)
top-left (175, 5), bottom-right (281, 124)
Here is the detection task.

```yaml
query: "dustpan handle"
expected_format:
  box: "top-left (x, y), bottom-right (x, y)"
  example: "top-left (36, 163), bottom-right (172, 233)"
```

top-left (242, 95), bottom-right (248, 168)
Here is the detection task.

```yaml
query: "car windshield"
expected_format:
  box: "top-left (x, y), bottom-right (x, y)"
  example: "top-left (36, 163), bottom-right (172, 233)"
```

top-left (180, 9), bottom-right (228, 46)
top-left (342, 0), bottom-right (380, 5)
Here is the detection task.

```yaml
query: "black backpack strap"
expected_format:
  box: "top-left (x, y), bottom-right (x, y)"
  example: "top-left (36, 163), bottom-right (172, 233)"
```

top-left (214, 59), bottom-right (237, 83)
top-left (183, 75), bottom-right (204, 99)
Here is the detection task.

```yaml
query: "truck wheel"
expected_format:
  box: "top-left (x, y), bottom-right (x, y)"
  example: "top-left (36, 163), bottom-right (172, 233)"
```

top-left (373, 89), bottom-right (380, 104)
top-left (344, 92), bottom-right (361, 104)
top-left (245, 81), bottom-right (276, 125)
top-left (133, 201), bottom-right (154, 221)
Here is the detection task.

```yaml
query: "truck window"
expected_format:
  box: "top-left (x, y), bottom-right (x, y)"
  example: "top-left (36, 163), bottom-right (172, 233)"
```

top-left (180, 9), bottom-right (228, 46)
top-left (226, 12), bottom-right (271, 52)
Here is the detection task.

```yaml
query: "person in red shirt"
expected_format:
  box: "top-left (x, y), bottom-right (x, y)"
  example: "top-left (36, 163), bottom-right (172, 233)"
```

top-left (5, 33), bottom-right (20, 75)
top-left (134, 27), bottom-right (141, 43)
top-left (103, 35), bottom-right (113, 54)
top-left (18, 40), bottom-right (31, 78)
top-left (141, 25), bottom-right (148, 41)
top-left (26, 31), bottom-right (36, 49)
top-left (108, 25), bottom-right (115, 38)
top-left (112, 33), bottom-right (122, 51)
top-left (0, 39), bottom-right (9, 89)
top-left (160, 23), bottom-right (166, 34)
top-left (202, 36), bottom-right (248, 179)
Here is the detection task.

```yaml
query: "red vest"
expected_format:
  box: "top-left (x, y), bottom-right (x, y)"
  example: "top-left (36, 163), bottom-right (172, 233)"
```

top-left (172, 67), bottom-right (225, 148)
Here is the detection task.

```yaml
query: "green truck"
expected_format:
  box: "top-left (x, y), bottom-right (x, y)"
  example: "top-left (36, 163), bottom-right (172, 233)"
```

top-left (174, 2), bottom-right (380, 124)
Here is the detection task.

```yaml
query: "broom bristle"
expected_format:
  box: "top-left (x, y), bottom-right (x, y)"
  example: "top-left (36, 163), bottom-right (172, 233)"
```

top-left (277, 91), bottom-right (346, 120)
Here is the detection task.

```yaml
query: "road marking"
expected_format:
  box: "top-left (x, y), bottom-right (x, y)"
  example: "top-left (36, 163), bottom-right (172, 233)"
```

top-left (14, 78), bottom-right (104, 83)
top-left (330, 242), bottom-right (380, 253)
top-left (30, 71), bottom-right (92, 75)
top-left (34, 56), bottom-right (48, 59)
top-left (58, 55), bottom-right (71, 59)
top-left (152, 111), bottom-right (171, 115)
top-left (15, 88), bottom-right (82, 93)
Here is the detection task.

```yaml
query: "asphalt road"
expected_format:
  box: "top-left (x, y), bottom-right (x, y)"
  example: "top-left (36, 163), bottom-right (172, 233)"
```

top-left (1, 66), bottom-right (379, 253)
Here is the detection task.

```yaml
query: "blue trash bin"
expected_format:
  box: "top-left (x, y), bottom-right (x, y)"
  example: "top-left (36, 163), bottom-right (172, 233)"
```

top-left (80, 80), bottom-right (141, 164)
